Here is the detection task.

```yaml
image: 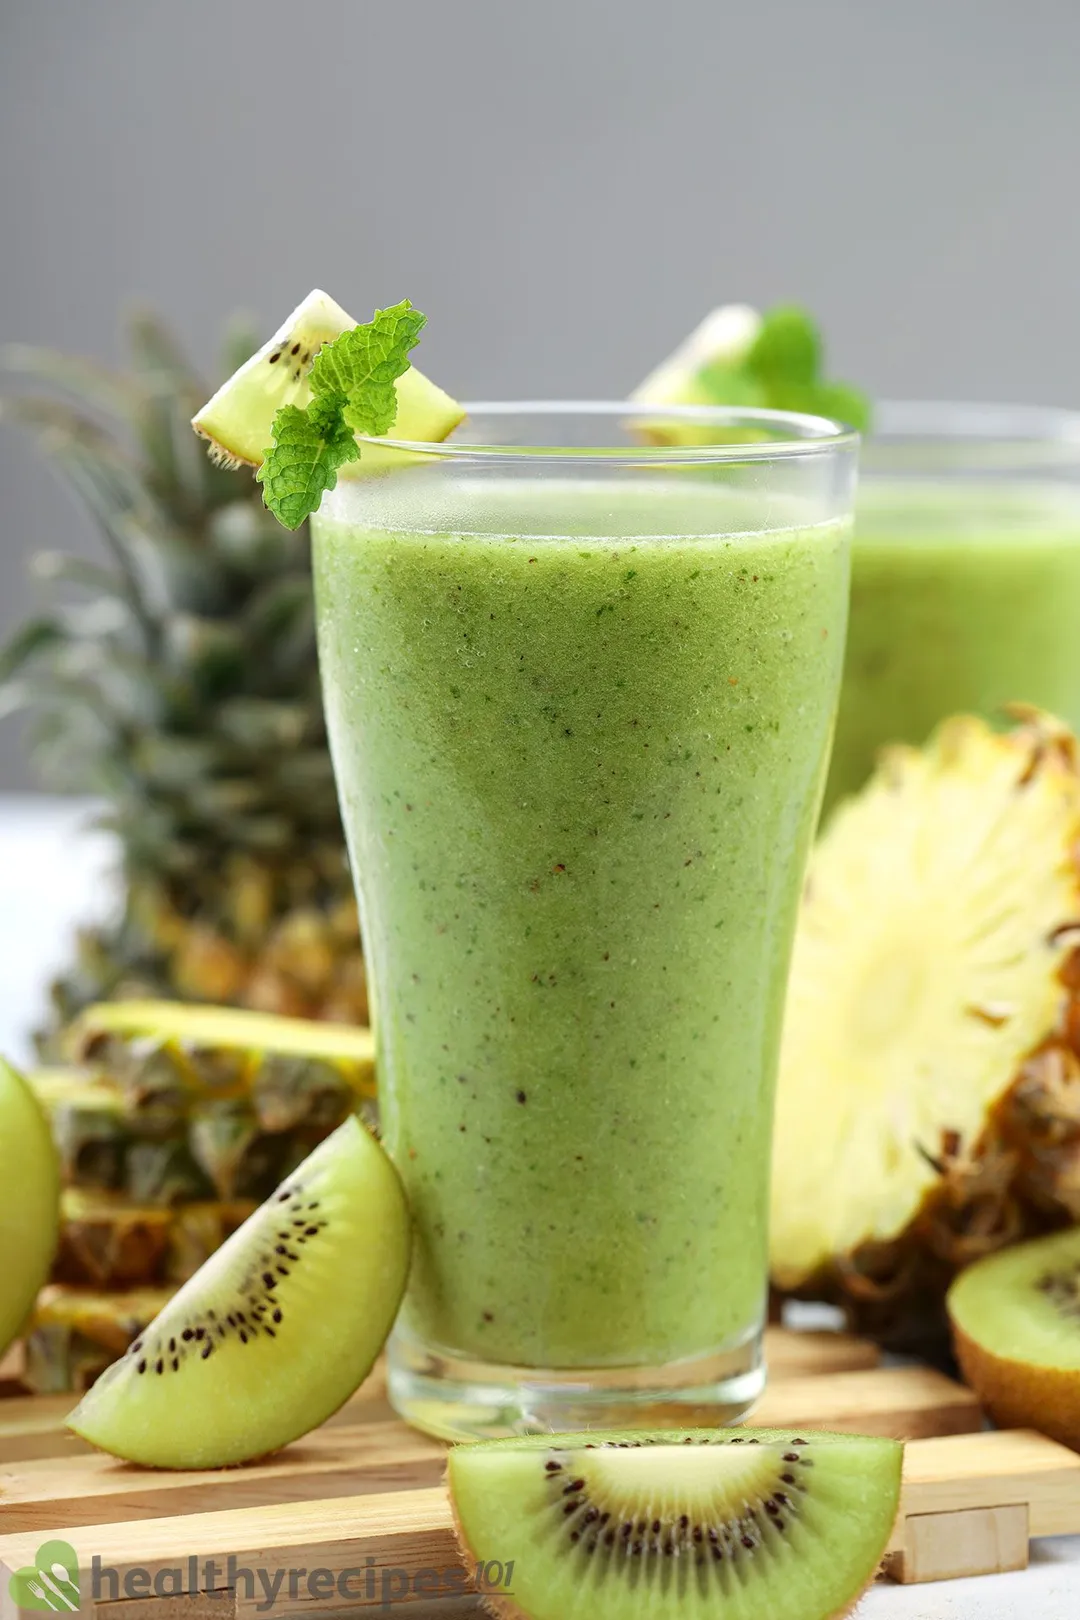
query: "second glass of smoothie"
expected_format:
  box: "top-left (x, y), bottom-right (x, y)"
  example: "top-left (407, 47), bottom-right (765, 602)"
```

top-left (312, 404), bottom-right (857, 1439)
top-left (825, 402), bottom-right (1080, 815)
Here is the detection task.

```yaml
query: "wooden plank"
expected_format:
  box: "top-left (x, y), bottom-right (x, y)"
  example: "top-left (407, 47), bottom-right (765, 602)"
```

top-left (754, 1365), bottom-right (980, 1439)
top-left (764, 1327), bottom-right (878, 1377)
top-left (0, 1331), bottom-right (876, 1467)
top-left (0, 1423), bottom-right (445, 1531)
top-left (4, 1429), bottom-right (1075, 1618)
top-left (888, 1503), bottom-right (1029, 1583)
top-left (0, 1368), bottom-right (394, 1466)
top-left (0, 1364), bottom-right (926, 1534)
top-left (886, 1428), bottom-right (1080, 1544)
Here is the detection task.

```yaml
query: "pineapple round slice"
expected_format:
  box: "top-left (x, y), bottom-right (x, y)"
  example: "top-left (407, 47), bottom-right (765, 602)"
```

top-left (771, 709), bottom-right (1080, 1307)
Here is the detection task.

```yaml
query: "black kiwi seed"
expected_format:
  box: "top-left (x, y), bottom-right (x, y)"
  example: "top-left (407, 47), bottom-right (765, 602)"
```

top-left (155, 1359), bottom-right (164, 1374)
top-left (545, 1460), bottom-right (562, 1473)
top-left (137, 1359), bottom-right (147, 1374)
top-left (563, 1503), bottom-right (578, 1516)
top-left (604, 1530), bottom-right (615, 1546)
top-left (201, 1344), bottom-right (212, 1359)
top-left (570, 1532), bottom-right (579, 1544)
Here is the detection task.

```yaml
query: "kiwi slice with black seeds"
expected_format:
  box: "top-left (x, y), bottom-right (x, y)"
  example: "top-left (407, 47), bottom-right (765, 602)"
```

top-left (949, 1227), bottom-right (1080, 1450)
top-left (67, 1116), bottom-right (410, 1467)
top-left (449, 1427), bottom-right (902, 1620)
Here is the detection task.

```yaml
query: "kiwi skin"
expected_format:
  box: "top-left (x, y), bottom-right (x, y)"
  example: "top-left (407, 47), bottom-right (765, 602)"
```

top-left (952, 1325), bottom-right (1080, 1450)
top-left (948, 1230), bottom-right (1080, 1451)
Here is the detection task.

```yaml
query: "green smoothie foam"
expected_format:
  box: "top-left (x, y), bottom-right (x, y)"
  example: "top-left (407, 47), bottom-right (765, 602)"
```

top-left (313, 477), bottom-right (849, 1369)
top-left (826, 480), bottom-right (1080, 812)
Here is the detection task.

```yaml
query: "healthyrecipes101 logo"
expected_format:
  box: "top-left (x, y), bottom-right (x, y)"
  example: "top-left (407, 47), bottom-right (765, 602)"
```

top-left (6, 1544), bottom-right (515, 1613)
top-left (7, 1541), bottom-right (80, 1612)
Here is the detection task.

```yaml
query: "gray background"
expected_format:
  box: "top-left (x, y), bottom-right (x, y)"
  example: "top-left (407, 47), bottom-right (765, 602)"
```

top-left (2, 0), bottom-right (1079, 786)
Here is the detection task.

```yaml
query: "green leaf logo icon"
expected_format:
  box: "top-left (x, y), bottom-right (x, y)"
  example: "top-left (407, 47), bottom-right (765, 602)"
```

top-left (7, 1541), bottom-right (79, 1611)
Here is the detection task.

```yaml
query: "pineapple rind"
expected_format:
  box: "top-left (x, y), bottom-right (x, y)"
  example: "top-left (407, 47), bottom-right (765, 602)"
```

top-left (772, 711), bottom-right (1080, 1296)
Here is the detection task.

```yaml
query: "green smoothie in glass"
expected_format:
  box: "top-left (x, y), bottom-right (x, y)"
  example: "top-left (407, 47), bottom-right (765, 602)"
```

top-left (311, 403), bottom-right (856, 1438)
top-left (824, 405), bottom-right (1080, 814)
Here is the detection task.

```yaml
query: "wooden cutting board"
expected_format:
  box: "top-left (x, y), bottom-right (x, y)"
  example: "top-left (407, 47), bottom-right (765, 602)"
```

top-left (0, 1328), bottom-right (1078, 1616)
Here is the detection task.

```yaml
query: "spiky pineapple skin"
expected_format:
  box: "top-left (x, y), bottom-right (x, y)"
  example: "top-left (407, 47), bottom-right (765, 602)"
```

top-left (772, 709), bottom-right (1080, 1354)
top-left (0, 312), bottom-right (368, 1045)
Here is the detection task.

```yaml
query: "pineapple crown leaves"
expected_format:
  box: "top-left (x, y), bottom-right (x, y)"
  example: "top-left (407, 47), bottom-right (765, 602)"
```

top-left (0, 311), bottom-right (342, 855)
top-left (256, 300), bottom-right (426, 529)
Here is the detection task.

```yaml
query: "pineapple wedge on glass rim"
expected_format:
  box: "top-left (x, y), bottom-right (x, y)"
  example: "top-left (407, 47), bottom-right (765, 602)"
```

top-left (770, 707), bottom-right (1080, 1344)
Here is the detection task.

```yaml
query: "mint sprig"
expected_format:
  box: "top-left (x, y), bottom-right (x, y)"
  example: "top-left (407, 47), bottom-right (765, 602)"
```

top-left (257, 300), bottom-right (425, 529)
top-left (701, 305), bottom-right (870, 433)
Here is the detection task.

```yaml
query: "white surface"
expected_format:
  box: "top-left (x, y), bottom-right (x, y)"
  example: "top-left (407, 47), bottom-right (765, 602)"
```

top-left (0, 796), bottom-right (1078, 1617)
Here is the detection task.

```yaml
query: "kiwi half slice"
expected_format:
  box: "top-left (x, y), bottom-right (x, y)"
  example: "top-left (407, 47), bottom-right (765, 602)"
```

top-left (0, 1057), bottom-right (60, 1356)
top-left (67, 1116), bottom-right (410, 1467)
top-left (949, 1228), bottom-right (1080, 1449)
top-left (192, 287), bottom-right (464, 469)
top-left (449, 1428), bottom-right (902, 1620)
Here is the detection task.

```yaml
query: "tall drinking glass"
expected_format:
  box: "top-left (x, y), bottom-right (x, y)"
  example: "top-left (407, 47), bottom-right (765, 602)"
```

top-left (311, 404), bottom-right (857, 1439)
top-left (825, 402), bottom-right (1080, 815)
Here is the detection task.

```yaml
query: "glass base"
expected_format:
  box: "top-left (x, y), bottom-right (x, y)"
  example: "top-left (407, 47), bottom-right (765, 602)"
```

top-left (388, 1326), bottom-right (765, 1443)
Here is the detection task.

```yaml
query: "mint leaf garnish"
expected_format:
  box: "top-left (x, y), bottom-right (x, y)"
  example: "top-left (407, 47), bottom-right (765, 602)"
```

top-left (694, 303), bottom-right (870, 434)
top-left (257, 399), bottom-right (361, 530)
top-left (310, 302), bottom-right (426, 435)
top-left (746, 306), bottom-right (821, 389)
top-left (257, 300), bottom-right (426, 529)
top-left (804, 379), bottom-right (872, 435)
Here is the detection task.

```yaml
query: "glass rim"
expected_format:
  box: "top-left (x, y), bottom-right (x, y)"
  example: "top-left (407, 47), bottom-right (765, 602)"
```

top-left (358, 400), bottom-right (859, 464)
top-left (873, 399), bottom-right (1080, 446)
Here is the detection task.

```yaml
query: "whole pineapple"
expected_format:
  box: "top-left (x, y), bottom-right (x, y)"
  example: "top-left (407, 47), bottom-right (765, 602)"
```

top-left (0, 312), bottom-right (368, 1042)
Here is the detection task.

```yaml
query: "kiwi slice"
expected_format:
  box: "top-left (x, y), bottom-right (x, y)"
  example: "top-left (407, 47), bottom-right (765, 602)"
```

top-left (67, 1116), bottom-right (410, 1467)
top-left (449, 1428), bottom-right (901, 1620)
top-left (949, 1228), bottom-right (1080, 1449)
top-left (0, 1057), bottom-right (60, 1356)
top-left (192, 287), bottom-right (464, 469)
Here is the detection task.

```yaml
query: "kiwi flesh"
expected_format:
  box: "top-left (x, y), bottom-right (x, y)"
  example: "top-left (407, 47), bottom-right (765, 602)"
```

top-left (67, 1116), bottom-right (410, 1467)
top-left (0, 1057), bottom-right (60, 1355)
top-left (949, 1227), bottom-right (1080, 1449)
top-left (449, 1427), bottom-right (902, 1620)
top-left (191, 287), bottom-right (464, 470)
